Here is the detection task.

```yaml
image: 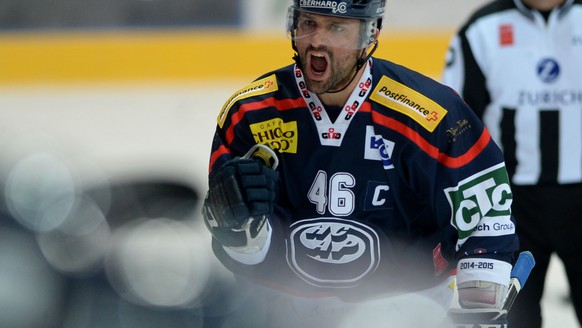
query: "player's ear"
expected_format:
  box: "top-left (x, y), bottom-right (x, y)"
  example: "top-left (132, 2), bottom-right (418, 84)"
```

top-left (373, 28), bottom-right (380, 43)
top-left (374, 17), bottom-right (383, 40)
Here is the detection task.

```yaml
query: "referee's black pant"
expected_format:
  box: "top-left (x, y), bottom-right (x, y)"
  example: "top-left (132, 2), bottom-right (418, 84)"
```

top-left (507, 183), bottom-right (582, 328)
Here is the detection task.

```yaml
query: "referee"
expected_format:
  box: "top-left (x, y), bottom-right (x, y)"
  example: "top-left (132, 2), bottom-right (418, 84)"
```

top-left (442, 0), bottom-right (582, 327)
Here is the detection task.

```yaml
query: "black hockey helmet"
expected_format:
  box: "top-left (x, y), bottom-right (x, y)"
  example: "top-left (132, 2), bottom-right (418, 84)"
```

top-left (290, 0), bottom-right (385, 21)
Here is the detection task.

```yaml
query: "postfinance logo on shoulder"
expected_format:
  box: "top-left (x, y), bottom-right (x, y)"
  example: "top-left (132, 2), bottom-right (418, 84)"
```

top-left (218, 74), bottom-right (278, 128)
top-left (370, 76), bottom-right (447, 132)
top-left (444, 163), bottom-right (514, 250)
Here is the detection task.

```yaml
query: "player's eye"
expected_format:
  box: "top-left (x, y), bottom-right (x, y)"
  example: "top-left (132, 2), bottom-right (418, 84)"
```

top-left (329, 23), bottom-right (345, 33)
top-left (299, 18), bottom-right (317, 31)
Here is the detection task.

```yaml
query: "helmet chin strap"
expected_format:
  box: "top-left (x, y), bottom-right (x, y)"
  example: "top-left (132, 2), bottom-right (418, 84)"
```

top-left (292, 40), bottom-right (379, 95)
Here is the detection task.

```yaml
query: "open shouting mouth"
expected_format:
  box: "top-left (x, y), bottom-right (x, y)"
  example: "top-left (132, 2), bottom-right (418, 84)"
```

top-left (307, 51), bottom-right (330, 80)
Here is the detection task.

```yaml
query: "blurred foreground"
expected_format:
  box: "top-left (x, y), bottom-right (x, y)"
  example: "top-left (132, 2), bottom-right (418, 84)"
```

top-left (0, 83), bottom-right (237, 328)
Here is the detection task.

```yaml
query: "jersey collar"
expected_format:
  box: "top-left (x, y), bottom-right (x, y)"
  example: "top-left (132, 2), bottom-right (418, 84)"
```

top-left (514, 0), bottom-right (575, 20)
top-left (294, 59), bottom-right (373, 147)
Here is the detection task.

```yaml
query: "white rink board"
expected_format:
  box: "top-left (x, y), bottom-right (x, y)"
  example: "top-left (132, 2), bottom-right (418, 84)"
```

top-left (0, 83), bottom-right (578, 327)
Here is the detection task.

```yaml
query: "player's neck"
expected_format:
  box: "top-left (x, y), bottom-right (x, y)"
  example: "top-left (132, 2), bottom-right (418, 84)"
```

top-left (319, 68), bottom-right (365, 107)
top-left (522, 0), bottom-right (565, 11)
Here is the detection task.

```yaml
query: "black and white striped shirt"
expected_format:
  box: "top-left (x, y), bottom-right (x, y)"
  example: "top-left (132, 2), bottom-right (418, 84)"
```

top-left (442, 0), bottom-right (582, 185)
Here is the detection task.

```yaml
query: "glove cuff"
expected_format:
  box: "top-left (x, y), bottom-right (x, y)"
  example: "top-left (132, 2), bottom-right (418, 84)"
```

top-left (458, 280), bottom-right (507, 309)
top-left (456, 258), bottom-right (511, 287)
top-left (223, 218), bottom-right (272, 265)
top-left (456, 258), bottom-right (511, 310)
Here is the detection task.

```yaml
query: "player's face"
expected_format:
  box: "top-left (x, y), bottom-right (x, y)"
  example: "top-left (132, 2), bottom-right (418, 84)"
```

top-left (294, 13), bottom-right (363, 94)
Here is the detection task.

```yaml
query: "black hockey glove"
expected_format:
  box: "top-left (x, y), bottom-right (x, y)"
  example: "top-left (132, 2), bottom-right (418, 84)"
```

top-left (202, 156), bottom-right (278, 248)
top-left (447, 308), bottom-right (508, 328)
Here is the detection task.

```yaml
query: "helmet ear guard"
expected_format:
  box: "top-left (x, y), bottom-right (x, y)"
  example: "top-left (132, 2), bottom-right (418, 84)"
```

top-left (362, 18), bottom-right (380, 48)
top-left (354, 18), bottom-right (380, 69)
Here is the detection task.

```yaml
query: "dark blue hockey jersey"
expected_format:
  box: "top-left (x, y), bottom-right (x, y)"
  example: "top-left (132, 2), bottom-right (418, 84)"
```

top-left (206, 58), bottom-right (518, 300)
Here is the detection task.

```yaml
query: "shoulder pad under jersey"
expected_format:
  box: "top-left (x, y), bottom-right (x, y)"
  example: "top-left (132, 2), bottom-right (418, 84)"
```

top-left (370, 74), bottom-right (448, 133)
top-left (217, 74), bottom-right (279, 128)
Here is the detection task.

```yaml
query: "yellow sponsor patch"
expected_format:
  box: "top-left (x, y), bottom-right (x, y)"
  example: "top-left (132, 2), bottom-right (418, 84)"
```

top-left (370, 76), bottom-right (447, 132)
top-left (250, 118), bottom-right (298, 154)
top-left (217, 74), bottom-right (278, 128)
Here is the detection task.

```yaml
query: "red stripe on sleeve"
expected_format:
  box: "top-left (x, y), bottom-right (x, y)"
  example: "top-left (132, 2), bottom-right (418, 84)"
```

top-left (372, 111), bottom-right (491, 169)
top-left (208, 145), bottom-right (230, 174)
top-left (360, 102), bottom-right (372, 113)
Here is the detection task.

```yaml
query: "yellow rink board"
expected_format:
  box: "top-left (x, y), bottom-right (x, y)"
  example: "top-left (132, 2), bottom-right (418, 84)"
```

top-left (0, 29), bottom-right (452, 84)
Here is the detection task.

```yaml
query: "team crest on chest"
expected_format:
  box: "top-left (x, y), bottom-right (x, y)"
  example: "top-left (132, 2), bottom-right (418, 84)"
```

top-left (287, 217), bottom-right (381, 287)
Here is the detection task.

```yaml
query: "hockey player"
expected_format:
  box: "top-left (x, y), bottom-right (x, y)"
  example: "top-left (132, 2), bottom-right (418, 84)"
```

top-left (442, 0), bottom-right (582, 327)
top-left (202, 0), bottom-right (519, 327)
